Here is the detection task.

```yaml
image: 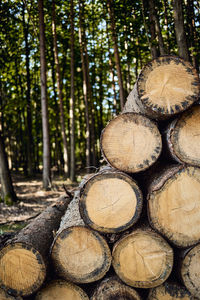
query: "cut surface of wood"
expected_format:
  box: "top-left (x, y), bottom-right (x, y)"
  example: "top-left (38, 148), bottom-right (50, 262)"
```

top-left (169, 105), bottom-right (200, 166)
top-left (148, 166), bottom-right (200, 247)
top-left (101, 113), bottom-right (162, 173)
top-left (80, 172), bottom-right (143, 233)
top-left (0, 242), bottom-right (46, 297)
top-left (112, 229), bottom-right (173, 288)
top-left (148, 281), bottom-right (193, 299)
top-left (124, 56), bottom-right (200, 119)
top-left (91, 276), bottom-right (141, 300)
top-left (35, 279), bottom-right (89, 300)
top-left (180, 243), bottom-right (200, 298)
top-left (51, 226), bottom-right (111, 283)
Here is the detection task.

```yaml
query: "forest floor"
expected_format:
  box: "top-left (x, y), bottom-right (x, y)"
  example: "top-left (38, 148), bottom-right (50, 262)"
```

top-left (0, 173), bottom-right (79, 234)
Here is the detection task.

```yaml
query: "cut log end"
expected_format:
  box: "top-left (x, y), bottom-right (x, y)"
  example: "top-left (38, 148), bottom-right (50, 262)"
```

top-left (170, 105), bottom-right (200, 166)
top-left (148, 166), bottom-right (200, 248)
top-left (181, 243), bottom-right (200, 298)
top-left (51, 226), bottom-right (111, 284)
top-left (80, 172), bottom-right (143, 233)
top-left (0, 243), bottom-right (46, 297)
top-left (91, 276), bottom-right (141, 300)
top-left (137, 56), bottom-right (200, 118)
top-left (112, 229), bottom-right (173, 288)
top-left (148, 281), bottom-right (192, 299)
top-left (35, 279), bottom-right (89, 300)
top-left (101, 113), bottom-right (162, 173)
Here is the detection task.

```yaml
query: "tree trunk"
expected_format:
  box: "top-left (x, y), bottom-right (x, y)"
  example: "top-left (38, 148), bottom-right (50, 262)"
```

top-left (52, 0), bottom-right (69, 177)
top-left (107, 0), bottom-right (125, 110)
top-left (100, 113), bottom-right (162, 173)
top-left (69, 0), bottom-right (75, 182)
top-left (35, 279), bottom-right (89, 300)
top-left (79, 168), bottom-right (143, 233)
top-left (0, 195), bottom-right (71, 297)
top-left (147, 165), bottom-right (200, 248)
top-left (180, 243), bottom-right (200, 298)
top-left (148, 0), bottom-right (159, 58)
top-left (78, 0), bottom-right (91, 170)
top-left (148, 281), bottom-right (192, 299)
top-left (166, 105), bottom-right (200, 167)
top-left (91, 276), bottom-right (141, 300)
top-left (0, 132), bottom-right (17, 204)
top-left (38, 0), bottom-right (51, 189)
top-left (112, 228), bottom-right (173, 288)
top-left (173, 0), bottom-right (189, 61)
top-left (22, 3), bottom-right (34, 176)
top-left (123, 56), bottom-right (200, 120)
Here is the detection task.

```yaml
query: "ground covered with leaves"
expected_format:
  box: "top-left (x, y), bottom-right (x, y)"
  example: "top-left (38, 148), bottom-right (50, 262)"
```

top-left (0, 174), bottom-right (77, 233)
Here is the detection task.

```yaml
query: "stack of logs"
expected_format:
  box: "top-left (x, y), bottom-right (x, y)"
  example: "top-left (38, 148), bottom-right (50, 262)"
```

top-left (0, 55), bottom-right (200, 299)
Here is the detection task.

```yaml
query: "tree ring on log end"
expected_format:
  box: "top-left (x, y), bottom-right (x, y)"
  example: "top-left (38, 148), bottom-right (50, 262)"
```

top-left (112, 229), bottom-right (173, 288)
top-left (35, 279), bottom-right (89, 300)
top-left (171, 105), bottom-right (200, 166)
top-left (148, 166), bottom-right (200, 248)
top-left (148, 281), bottom-right (192, 299)
top-left (51, 226), bottom-right (111, 284)
top-left (101, 113), bottom-right (162, 173)
top-left (0, 243), bottom-right (46, 297)
top-left (80, 172), bottom-right (143, 233)
top-left (137, 56), bottom-right (200, 117)
top-left (181, 243), bottom-right (200, 298)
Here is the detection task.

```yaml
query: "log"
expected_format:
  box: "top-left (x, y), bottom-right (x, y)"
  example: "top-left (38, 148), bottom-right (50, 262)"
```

top-left (112, 228), bottom-right (173, 288)
top-left (0, 195), bottom-right (71, 297)
top-left (166, 105), bottom-right (200, 167)
top-left (0, 288), bottom-right (22, 300)
top-left (79, 169), bottom-right (143, 233)
top-left (148, 281), bottom-right (193, 299)
top-left (51, 226), bottom-right (111, 284)
top-left (147, 165), bottom-right (200, 248)
top-left (100, 112), bottom-right (162, 173)
top-left (91, 276), bottom-right (141, 300)
top-left (180, 243), bottom-right (200, 298)
top-left (123, 56), bottom-right (200, 120)
top-left (35, 279), bottom-right (89, 300)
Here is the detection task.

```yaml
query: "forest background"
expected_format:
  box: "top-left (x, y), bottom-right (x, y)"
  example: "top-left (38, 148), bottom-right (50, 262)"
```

top-left (0, 0), bottom-right (200, 204)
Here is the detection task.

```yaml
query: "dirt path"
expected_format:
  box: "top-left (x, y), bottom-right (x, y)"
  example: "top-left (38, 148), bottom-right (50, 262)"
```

top-left (0, 174), bottom-right (77, 230)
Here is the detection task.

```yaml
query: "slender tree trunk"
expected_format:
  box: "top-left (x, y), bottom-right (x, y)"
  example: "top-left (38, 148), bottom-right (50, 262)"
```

top-left (22, 4), bottom-right (34, 176)
top-left (38, 0), bottom-right (51, 189)
top-left (173, 0), bottom-right (189, 61)
top-left (163, 0), bottom-right (170, 53)
top-left (0, 131), bottom-right (17, 204)
top-left (70, 0), bottom-right (75, 181)
top-left (149, 0), bottom-right (166, 55)
top-left (79, 0), bottom-right (91, 171)
top-left (148, 0), bottom-right (159, 58)
top-left (52, 0), bottom-right (69, 177)
top-left (107, 0), bottom-right (125, 110)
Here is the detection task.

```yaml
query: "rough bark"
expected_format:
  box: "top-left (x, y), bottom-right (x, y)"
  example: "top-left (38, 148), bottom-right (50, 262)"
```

top-left (38, 0), bottom-right (51, 189)
top-left (165, 105), bottom-right (200, 167)
top-left (79, 169), bottom-right (143, 233)
top-left (112, 228), bottom-right (173, 288)
top-left (0, 195), bottom-right (71, 297)
top-left (173, 0), bottom-right (189, 61)
top-left (123, 56), bottom-right (200, 120)
top-left (147, 165), bottom-right (200, 248)
top-left (0, 288), bottom-right (22, 300)
top-left (35, 279), bottom-right (89, 300)
top-left (0, 132), bottom-right (17, 204)
top-left (100, 112), bottom-right (162, 173)
top-left (52, 0), bottom-right (69, 176)
top-left (148, 281), bottom-right (193, 299)
top-left (107, 0), bottom-right (125, 110)
top-left (91, 276), bottom-right (141, 300)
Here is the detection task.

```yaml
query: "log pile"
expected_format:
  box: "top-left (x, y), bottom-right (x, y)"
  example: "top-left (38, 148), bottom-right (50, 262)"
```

top-left (0, 55), bottom-right (200, 299)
